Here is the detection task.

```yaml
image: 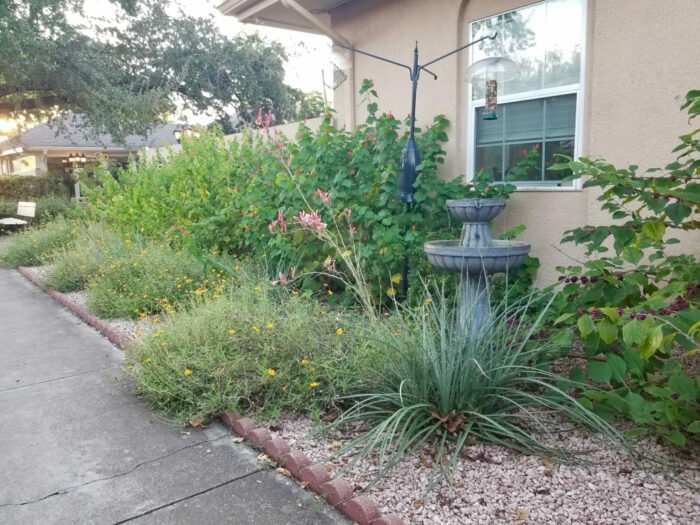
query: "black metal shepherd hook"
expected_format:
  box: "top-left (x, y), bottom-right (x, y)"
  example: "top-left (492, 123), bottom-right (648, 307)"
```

top-left (333, 33), bottom-right (497, 300)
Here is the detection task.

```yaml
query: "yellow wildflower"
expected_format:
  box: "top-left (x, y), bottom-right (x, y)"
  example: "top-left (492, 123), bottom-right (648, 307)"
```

top-left (425, 298), bottom-right (432, 305)
top-left (310, 382), bottom-right (318, 388)
top-left (281, 386), bottom-right (287, 391)
top-left (328, 290), bottom-right (333, 295)
top-left (301, 358), bottom-right (308, 365)
top-left (184, 369), bottom-right (192, 375)
top-left (267, 323), bottom-right (274, 329)
top-left (267, 368), bottom-right (276, 376)
top-left (145, 358), bottom-right (151, 363)
top-left (254, 286), bottom-right (260, 291)
top-left (252, 326), bottom-right (259, 331)
top-left (336, 328), bottom-right (343, 335)
top-left (228, 329), bottom-right (236, 334)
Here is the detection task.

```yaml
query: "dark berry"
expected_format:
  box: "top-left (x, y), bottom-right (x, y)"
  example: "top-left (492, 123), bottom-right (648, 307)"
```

top-left (581, 276), bottom-right (589, 284)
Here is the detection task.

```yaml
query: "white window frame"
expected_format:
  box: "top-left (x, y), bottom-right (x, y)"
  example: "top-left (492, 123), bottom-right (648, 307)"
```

top-left (465, 0), bottom-right (587, 191)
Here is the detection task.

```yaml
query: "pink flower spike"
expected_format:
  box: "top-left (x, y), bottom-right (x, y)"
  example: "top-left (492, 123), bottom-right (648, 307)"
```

top-left (315, 188), bottom-right (331, 204)
top-left (522, 149), bottom-right (528, 155)
top-left (290, 266), bottom-right (296, 278)
top-left (255, 108), bottom-right (263, 126)
top-left (293, 210), bottom-right (327, 231)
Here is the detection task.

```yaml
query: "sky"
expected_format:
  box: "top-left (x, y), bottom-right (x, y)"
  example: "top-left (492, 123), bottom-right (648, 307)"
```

top-left (0, 0), bottom-right (332, 139)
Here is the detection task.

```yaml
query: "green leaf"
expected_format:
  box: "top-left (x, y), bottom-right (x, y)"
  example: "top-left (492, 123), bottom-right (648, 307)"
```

top-left (597, 320), bottom-right (618, 344)
top-left (607, 354), bottom-right (627, 382)
top-left (641, 220), bottom-right (665, 241)
top-left (588, 361), bottom-right (612, 384)
top-left (639, 324), bottom-right (663, 359)
top-left (599, 307), bottom-right (620, 323)
top-left (665, 202), bottom-right (691, 224)
top-left (578, 315), bottom-right (596, 338)
top-left (552, 329), bottom-right (572, 347)
top-left (553, 312), bottom-right (575, 325)
top-left (569, 368), bottom-right (586, 384)
top-left (687, 421), bottom-right (700, 434)
top-left (668, 371), bottom-right (696, 401)
top-left (622, 320), bottom-right (647, 347)
top-left (666, 430), bottom-right (687, 447)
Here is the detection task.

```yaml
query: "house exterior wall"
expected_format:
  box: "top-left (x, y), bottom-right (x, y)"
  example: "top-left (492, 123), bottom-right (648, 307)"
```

top-left (331, 0), bottom-right (700, 283)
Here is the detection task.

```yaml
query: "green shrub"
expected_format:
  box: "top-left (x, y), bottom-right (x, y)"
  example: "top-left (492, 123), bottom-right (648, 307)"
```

top-left (1, 217), bottom-right (76, 267)
top-left (549, 90), bottom-right (699, 447)
top-left (0, 173), bottom-right (70, 200)
top-left (127, 268), bottom-right (375, 423)
top-left (86, 80), bottom-right (466, 305)
top-left (43, 222), bottom-right (125, 292)
top-left (85, 240), bottom-right (212, 319)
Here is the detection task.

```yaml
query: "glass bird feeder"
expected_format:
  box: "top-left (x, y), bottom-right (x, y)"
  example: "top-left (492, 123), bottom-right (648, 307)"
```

top-left (466, 57), bottom-right (520, 120)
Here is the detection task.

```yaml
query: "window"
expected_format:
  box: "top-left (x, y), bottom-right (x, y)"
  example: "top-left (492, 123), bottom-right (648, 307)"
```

top-left (11, 155), bottom-right (36, 175)
top-left (468, 0), bottom-right (584, 186)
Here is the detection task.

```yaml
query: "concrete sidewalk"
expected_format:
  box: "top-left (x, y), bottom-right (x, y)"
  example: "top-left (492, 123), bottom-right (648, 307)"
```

top-left (0, 266), bottom-right (347, 524)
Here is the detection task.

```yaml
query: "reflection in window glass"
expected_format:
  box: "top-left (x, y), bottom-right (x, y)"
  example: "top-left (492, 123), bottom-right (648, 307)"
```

top-left (471, 0), bottom-right (582, 100)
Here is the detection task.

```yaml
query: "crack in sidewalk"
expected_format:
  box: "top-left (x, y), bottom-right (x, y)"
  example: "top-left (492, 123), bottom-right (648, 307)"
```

top-left (112, 468), bottom-right (265, 524)
top-left (0, 365), bottom-right (122, 393)
top-left (0, 434), bottom-right (232, 507)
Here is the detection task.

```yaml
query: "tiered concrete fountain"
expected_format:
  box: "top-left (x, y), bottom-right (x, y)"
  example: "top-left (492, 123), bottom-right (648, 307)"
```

top-left (424, 199), bottom-right (530, 332)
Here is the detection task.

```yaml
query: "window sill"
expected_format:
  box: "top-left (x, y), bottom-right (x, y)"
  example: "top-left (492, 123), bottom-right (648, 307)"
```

top-left (514, 186), bottom-right (582, 193)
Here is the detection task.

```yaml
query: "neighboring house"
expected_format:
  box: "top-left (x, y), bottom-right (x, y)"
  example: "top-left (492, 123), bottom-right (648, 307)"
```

top-left (218, 0), bottom-right (700, 282)
top-left (0, 114), bottom-right (180, 176)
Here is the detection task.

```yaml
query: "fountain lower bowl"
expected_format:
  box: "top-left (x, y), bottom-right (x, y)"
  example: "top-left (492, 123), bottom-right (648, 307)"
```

top-left (424, 239), bottom-right (531, 275)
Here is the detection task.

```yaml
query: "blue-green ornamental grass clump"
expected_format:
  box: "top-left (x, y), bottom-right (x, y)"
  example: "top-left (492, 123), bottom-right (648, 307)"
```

top-left (326, 284), bottom-right (638, 490)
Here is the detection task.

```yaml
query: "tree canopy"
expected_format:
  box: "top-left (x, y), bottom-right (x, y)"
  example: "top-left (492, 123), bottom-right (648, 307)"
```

top-left (0, 0), bottom-right (303, 140)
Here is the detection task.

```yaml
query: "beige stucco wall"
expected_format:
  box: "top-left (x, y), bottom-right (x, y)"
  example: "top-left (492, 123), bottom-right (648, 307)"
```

top-left (331, 0), bottom-right (700, 283)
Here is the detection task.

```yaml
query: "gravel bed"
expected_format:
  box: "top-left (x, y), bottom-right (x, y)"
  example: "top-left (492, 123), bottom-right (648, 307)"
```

top-left (270, 413), bottom-right (699, 524)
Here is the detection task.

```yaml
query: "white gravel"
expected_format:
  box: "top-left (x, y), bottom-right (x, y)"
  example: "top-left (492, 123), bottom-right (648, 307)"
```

top-left (270, 413), bottom-right (699, 524)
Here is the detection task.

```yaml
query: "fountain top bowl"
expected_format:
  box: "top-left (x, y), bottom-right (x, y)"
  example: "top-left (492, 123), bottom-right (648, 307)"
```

top-left (446, 198), bottom-right (506, 223)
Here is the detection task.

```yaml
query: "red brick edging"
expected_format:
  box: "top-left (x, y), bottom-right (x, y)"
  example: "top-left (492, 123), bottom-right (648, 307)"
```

top-left (17, 266), bottom-right (128, 348)
top-left (220, 410), bottom-right (404, 525)
top-left (16, 267), bottom-right (403, 524)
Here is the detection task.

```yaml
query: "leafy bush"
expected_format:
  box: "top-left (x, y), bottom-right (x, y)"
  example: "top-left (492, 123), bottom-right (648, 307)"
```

top-left (0, 173), bottom-right (70, 201)
top-left (549, 90), bottom-right (699, 446)
top-left (328, 284), bottom-right (629, 488)
top-left (85, 239), bottom-right (212, 319)
top-left (43, 222), bottom-right (126, 292)
top-left (86, 80), bottom-right (466, 304)
top-left (0, 195), bottom-right (73, 224)
top-left (1, 217), bottom-right (76, 267)
top-left (127, 268), bottom-right (375, 423)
